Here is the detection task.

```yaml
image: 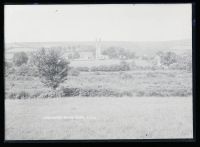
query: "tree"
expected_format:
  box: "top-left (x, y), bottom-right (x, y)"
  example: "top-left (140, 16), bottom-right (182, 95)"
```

top-left (13, 52), bottom-right (28, 66)
top-left (102, 47), bottom-right (135, 59)
top-left (102, 47), bottom-right (119, 59)
top-left (158, 51), bottom-right (177, 66)
top-left (31, 48), bottom-right (70, 89)
top-left (5, 61), bottom-right (15, 77)
top-left (174, 54), bottom-right (192, 72)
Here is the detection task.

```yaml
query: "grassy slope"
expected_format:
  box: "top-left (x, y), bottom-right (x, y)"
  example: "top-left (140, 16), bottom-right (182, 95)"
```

top-left (5, 97), bottom-right (193, 140)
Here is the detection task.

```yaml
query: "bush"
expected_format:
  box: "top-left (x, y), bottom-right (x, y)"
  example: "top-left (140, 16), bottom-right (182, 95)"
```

top-left (60, 87), bottom-right (80, 97)
top-left (15, 64), bottom-right (30, 76)
top-left (7, 90), bottom-right (30, 99)
top-left (5, 67), bottom-right (16, 77)
top-left (169, 54), bottom-right (192, 72)
top-left (13, 52), bottom-right (28, 66)
top-left (60, 87), bottom-right (124, 97)
top-left (120, 61), bottom-right (130, 70)
top-left (5, 61), bottom-right (15, 76)
top-left (30, 91), bottom-right (43, 98)
top-left (5, 61), bottom-right (13, 69)
top-left (158, 51), bottom-right (177, 67)
top-left (79, 88), bottom-right (121, 97)
top-left (31, 48), bottom-right (70, 89)
top-left (39, 90), bottom-right (64, 98)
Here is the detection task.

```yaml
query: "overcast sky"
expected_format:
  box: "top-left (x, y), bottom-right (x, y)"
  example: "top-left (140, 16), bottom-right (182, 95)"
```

top-left (5, 4), bottom-right (192, 43)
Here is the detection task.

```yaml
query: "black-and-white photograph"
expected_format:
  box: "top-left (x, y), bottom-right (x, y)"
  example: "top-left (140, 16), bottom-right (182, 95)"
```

top-left (4, 4), bottom-right (193, 140)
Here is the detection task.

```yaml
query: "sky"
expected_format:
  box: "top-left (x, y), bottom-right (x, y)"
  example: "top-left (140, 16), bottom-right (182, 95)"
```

top-left (4, 4), bottom-right (192, 43)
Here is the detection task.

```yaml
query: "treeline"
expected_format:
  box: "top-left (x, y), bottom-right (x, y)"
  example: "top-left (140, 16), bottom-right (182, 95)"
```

top-left (102, 47), bottom-right (136, 59)
top-left (5, 48), bottom-right (192, 89)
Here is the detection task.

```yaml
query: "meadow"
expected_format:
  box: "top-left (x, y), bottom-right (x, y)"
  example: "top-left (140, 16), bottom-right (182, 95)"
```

top-left (5, 69), bottom-right (192, 99)
top-left (5, 52), bottom-right (193, 139)
top-left (5, 97), bottom-right (193, 140)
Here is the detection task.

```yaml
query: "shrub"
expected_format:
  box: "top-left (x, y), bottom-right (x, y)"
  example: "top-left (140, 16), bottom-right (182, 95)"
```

top-left (5, 67), bottom-right (16, 77)
top-left (158, 51), bottom-right (177, 67)
top-left (60, 87), bottom-right (80, 97)
top-left (39, 90), bottom-right (64, 98)
top-left (59, 87), bottom-right (123, 97)
top-left (79, 88), bottom-right (121, 97)
top-left (169, 54), bottom-right (192, 72)
top-left (30, 91), bottom-right (43, 98)
top-left (31, 48), bottom-right (70, 89)
top-left (18, 91), bottom-right (30, 99)
top-left (7, 92), bottom-right (18, 99)
top-left (7, 90), bottom-right (30, 99)
top-left (15, 64), bottom-right (30, 76)
top-left (13, 52), bottom-right (28, 66)
top-left (5, 61), bottom-right (15, 77)
top-left (120, 61), bottom-right (130, 70)
top-left (5, 61), bottom-right (13, 69)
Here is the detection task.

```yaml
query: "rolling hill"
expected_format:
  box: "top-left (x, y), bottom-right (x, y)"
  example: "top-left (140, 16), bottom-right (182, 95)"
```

top-left (5, 39), bottom-right (192, 60)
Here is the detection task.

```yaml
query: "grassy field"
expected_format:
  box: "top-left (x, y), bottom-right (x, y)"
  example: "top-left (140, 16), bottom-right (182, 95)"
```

top-left (5, 97), bottom-right (193, 140)
top-left (5, 70), bottom-right (192, 98)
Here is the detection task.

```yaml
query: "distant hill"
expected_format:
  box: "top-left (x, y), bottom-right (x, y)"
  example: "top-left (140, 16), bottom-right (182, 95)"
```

top-left (5, 39), bottom-right (192, 60)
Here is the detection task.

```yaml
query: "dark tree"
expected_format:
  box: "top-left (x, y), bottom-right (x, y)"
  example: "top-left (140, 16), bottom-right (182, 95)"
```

top-left (31, 48), bottom-right (70, 89)
top-left (102, 47), bottom-right (135, 59)
top-left (13, 52), bottom-right (28, 66)
top-left (158, 51), bottom-right (177, 66)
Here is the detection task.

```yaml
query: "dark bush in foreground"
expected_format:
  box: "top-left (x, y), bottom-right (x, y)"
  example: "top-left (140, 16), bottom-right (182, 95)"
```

top-left (79, 89), bottom-right (121, 97)
top-left (6, 87), bottom-right (192, 99)
top-left (7, 90), bottom-right (30, 99)
top-left (60, 87), bottom-right (80, 96)
top-left (31, 48), bottom-right (70, 89)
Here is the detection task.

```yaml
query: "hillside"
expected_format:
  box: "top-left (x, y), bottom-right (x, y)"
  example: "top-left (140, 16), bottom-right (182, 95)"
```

top-left (5, 39), bottom-right (192, 60)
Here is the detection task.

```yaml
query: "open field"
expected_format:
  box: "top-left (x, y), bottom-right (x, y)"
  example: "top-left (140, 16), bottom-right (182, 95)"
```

top-left (5, 97), bottom-right (193, 140)
top-left (5, 70), bottom-right (192, 98)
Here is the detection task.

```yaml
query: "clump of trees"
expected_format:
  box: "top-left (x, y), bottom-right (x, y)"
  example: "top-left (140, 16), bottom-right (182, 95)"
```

top-left (157, 51), bottom-right (177, 66)
top-left (13, 52), bottom-right (28, 66)
top-left (102, 47), bottom-right (135, 59)
top-left (156, 51), bottom-right (192, 72)
top-left (31, 48), bottom-right (70, 89)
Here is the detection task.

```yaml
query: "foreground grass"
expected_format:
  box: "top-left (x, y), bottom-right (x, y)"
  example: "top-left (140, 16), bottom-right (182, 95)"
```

top-left (5, 97), bottom-right (193, 140)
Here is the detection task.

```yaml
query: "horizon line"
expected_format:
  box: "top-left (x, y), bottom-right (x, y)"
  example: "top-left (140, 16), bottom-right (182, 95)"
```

top-left (5, 39), bottom-right (192, 44)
